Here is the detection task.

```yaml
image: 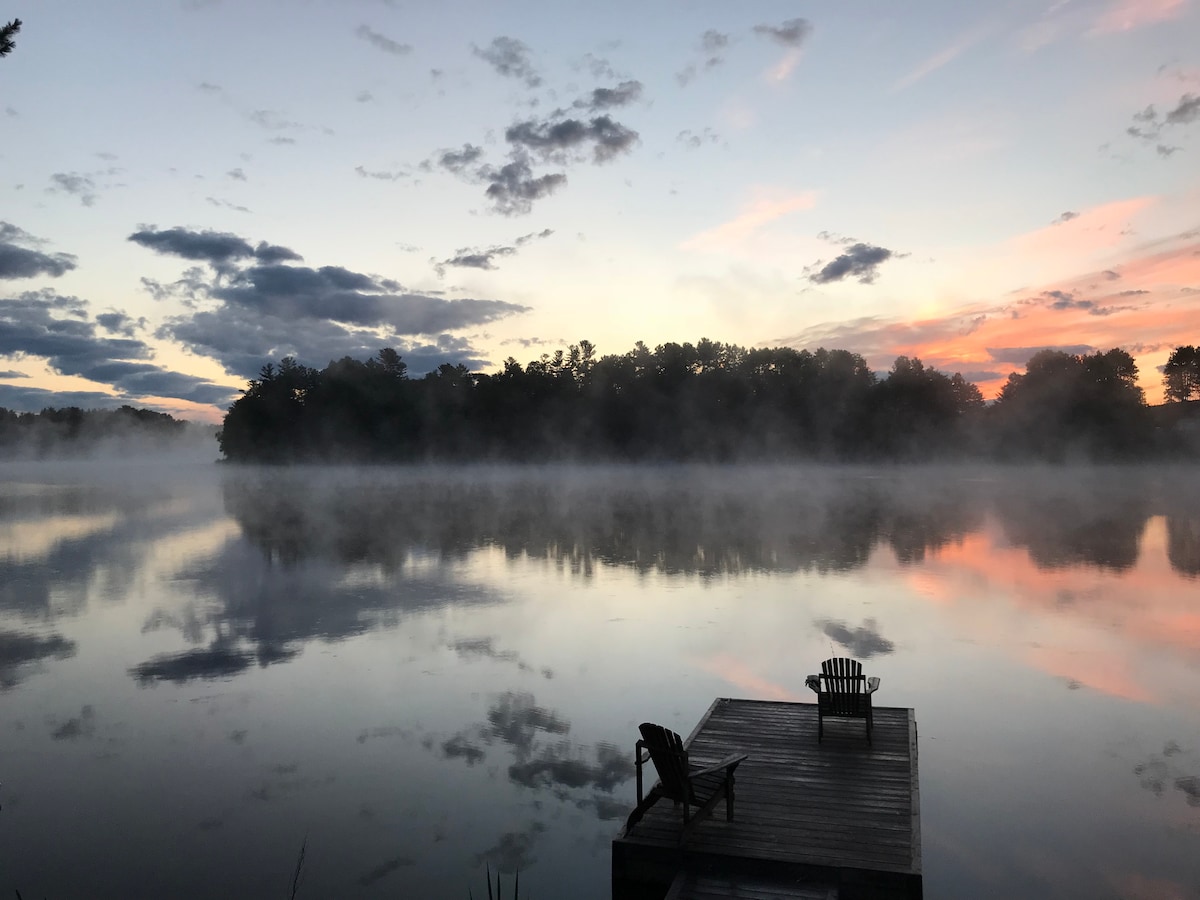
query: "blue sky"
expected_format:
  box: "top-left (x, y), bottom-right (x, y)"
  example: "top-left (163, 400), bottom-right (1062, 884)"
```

top-left (2, 0), bottom-right (1198, 419)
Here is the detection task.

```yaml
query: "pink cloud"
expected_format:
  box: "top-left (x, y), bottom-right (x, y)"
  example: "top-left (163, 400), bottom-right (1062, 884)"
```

top-left (1089, 0), bottom-right (1187, 34)
top-left (778, 229), bottom-right (1200, 402)
top-left (891, 26), bottom-right (990, 92)
top-left (681, 190), bottom-right (817, 253)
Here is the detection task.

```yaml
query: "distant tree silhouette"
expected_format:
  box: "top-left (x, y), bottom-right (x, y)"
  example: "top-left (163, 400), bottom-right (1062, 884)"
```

top-left (214, 339), bottom-right (1187, 464)
top-left (0, 18), bottom-right (20, 58)
top-left (989, 348), bottom-right (1148, 460)
top-left (1162, 345), bottom-right (1200, 402)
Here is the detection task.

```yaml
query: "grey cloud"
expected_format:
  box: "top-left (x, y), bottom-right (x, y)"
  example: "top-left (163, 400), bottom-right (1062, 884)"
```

top-left (48, 172), bottom-right (97, 206)
top-left (227, 168), bottom-right (247, 180)
top-left (0, 630), bottom-right (76, 690)
top-left (808, 243), bottom-right (895, 285)
top-left (476, 822), bottom-right (546, 874)
top-left (440, 732), bottom-right (487, 765)
top-left (129, 647), bottom-right (259, 684)
top-left (677, 30), bottom-right (729, 85)
top-left (507, 742), bottom-right (631, 793)
top-left (986, 345), bottom-right (1094, 365)
top-left (96, 312), bottom-right (143, 337)
top-left (818, 618), bottom-right (894, 658)
top-left (432, 143), bottom-right (485, 174)
top-left (487, 691), bottom-right (569, 756)
top-left (1117, 289), bottom-right (1149, 296)
top-left (479, 155), bottom-right (567, 216)
top-left (206, 197), bottom-right (251, 213)
top-left (357, 856), bottom-right (415, 888)
top-left (0, 369), bottom-right (27, 377)
top-left (253, 241), bottom-right (303, 264)
top-left (1165, 93), bottom-right (1200, 125)
top-left (1102, 269), bottom-right (1121, 280)
top-left (51, 705), bottom-right (96, 741)
top-left (574, 80), bottom-right (643, 111)
top-left (0, 289), bottom-right (235, 407)
top-left (0, 232), bottom-right (77, 279)
top-left (197, 81), bottom-right (222, 93)
top-left (355, 24), bottom-right (411, 57)
top-left (1041, 289), bottom-right (1092, 310)
top-left (355, 165), bottom-right (406, 181)
top-left (356, 90), bottom-right (374, 103)
top-left (753, 18), bottom-right (812, 47)
top-left (128, 227), bottom-right (301, 266)
top-left (0, 385), bottom-right (125, 411)
top-left (677, 127), bottom-right (719, 149)
top-left (249, 109), bottom-right (301, 131)
top-left (436, 229), bottom-right (552, 274)
top-left (473, 36), bottom-right (541, 87)
top-left (129, 227), bottom-right (256, 264)
top-left (505, 115), bottom-right (638, 164)
top-left (1052, 211), bottom-right (1079, 224)
top-left (1157, 144), bottom-right (1181, 157)
top-left (268, 137), bottom-right (296, 145)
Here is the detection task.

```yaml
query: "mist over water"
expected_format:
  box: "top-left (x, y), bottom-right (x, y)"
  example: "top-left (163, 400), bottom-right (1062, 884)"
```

top-left (1, 459), bottom-right (1198, 898)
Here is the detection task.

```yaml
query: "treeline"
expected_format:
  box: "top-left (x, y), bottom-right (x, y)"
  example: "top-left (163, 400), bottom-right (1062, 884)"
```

top-left (215, 340), bottom-right (1200, 463)
top-left (0, 405), bottom-right (188, 456)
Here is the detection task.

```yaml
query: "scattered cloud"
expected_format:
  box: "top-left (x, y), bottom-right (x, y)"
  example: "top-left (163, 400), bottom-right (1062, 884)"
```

top-left (227, 168), bottom-right (247, 181)
top-left (478, 155), bottom-right (567, 216)
top-left (677, 29), bottom-right (729, 86)
top-left (807, 243), bottom-right (896, 285)
top-left (505, 115), bottom-right (639, 164)
top-left (128, 226), bottom-right (302, 267)
top-left (1053, 211), bottom-right (1080, 225)
top-left (435, 229), bottom-right (552, 275)
top-left (0, 223), bottom-right (77, 279)
top-left (126, 228), bottom-right (529, 378)
top-left (427, 143), bottom-right (485, 174)
top-left (354, 165), bottom-right (406, 181)
top-left (354, 24), bottom-right (411, 57)
top-left (753, 18), bottom-right (812, 47)
top-left (0, 289), bottom-right (235, 406)
top-left (892, 26), bottom-right (988, 92)
top-left (572, 80), bottom-right (643, 112)
top-left (206, 197), bottom-right (252, 213)
top-left (677, 127), bottom-right (720, 149)
top-left (47, 172), bottom-right (98, 206)
top-left (473, 36), bottom-right (541, 88)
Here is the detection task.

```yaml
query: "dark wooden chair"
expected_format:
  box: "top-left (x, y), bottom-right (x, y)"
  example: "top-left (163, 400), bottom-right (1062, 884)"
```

top-left (813, 657), bottom-right (880, 744)
top-left (623, 722), bottom-right (748, 844)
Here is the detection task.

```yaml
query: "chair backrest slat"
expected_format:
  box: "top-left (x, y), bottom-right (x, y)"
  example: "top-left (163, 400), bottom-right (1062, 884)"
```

top-left (821, 657), bottom-right (865, 716)
top-left (639, 722), bottom-right (691, 802)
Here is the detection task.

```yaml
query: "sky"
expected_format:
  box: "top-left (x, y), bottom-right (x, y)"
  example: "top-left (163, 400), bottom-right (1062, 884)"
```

top-left (1, 0), bottom-right (1198, 422)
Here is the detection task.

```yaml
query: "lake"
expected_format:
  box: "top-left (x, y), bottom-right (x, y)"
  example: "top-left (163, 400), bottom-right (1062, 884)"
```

top-left (1, 459), bottom-right (1198, 899)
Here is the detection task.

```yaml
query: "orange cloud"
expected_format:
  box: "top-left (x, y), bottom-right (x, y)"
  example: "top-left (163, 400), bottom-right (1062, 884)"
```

top-left (780, 226), bottom-right (1200, 402)
top-left (891, 25), bottom-right (990, 92)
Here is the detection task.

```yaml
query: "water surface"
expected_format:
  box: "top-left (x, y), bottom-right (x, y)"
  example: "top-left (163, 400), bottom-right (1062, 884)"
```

top-left (1, 461), bottom-right (1198, 898)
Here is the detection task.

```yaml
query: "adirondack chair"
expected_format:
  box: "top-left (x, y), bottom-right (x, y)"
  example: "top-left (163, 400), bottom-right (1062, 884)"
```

top-left (623, 722), bottom-right (748, 843)
top-left (812, 657), bottom-right (880, 744)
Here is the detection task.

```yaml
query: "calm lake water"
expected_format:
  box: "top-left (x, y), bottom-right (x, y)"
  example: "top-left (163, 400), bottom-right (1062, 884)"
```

top-left (1, 458), bottom-right (1198, 899)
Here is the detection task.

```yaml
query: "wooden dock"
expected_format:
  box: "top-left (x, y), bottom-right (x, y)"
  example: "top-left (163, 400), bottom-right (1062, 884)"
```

top-left (612, 698), bottom-right (921, 900)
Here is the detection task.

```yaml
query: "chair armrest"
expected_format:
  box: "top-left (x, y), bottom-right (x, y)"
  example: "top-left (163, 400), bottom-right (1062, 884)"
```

top-left (690, 752), bottom-right (749, 779)
top-left (804, 674), bottom-right (821, 693)
top-left (866, 676), bottom-right (880, 693)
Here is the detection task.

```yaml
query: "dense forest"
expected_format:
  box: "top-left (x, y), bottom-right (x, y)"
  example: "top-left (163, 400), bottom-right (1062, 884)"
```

top-left (216, 340), bottom-right (1200, 463)
top-left (0, 405), bottom-right (190, 456)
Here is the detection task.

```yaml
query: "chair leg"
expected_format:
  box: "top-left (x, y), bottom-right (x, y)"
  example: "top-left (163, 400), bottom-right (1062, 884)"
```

top-left (725, 776), bottom-right (735, 821)
top-left (818, 712), bottom-right (823, 743)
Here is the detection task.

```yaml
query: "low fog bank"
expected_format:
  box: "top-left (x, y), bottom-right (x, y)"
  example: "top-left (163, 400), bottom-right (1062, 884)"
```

top-left (218, 462), bottom-right (1200, 578)
top-left (0, 405), bottom-right (218, 466)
